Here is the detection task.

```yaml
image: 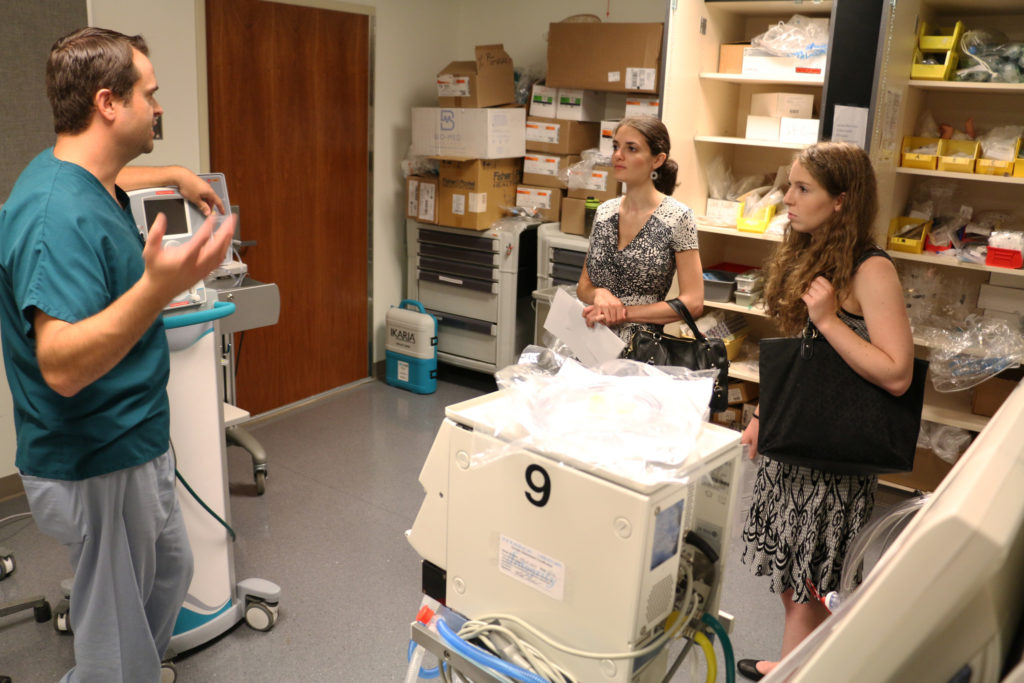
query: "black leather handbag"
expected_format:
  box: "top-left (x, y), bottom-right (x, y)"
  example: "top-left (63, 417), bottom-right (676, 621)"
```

top-left (757, 322), bottom-right (929, 475)
top-left (622, 299), bottom-right (730, 412)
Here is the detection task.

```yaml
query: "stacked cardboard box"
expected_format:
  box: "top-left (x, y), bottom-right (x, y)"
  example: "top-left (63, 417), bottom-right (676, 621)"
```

top-left (540, 22), bottom-right (664, 236)
top-left (408, 44), bottom-right (526, 231)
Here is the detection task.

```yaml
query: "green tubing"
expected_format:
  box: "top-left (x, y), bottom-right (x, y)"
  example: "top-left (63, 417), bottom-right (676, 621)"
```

top-left (702, 612), bottom-right (736, 683)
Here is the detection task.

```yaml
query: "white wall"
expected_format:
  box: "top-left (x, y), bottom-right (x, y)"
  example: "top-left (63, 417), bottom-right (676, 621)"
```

top-left (88, 0), bottom-right (205, 169)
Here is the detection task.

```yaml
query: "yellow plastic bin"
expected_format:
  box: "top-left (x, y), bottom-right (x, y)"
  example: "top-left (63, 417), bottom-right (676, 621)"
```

top-left (1015, 148), bottom-right (1024, 179)
top-left (937, 139), bottom-right (980, 173)
top-left (887, 217), bottom-right (932, 254)
top-left (977, 137), bottom-right (1021, 176)
top-left (736, 202), bottom-right (776, 233)
top-left (918, 20), bottom-right (964, 52)
top-left (901, 136), bottom-right (940, 170)
top-left (911, 47), bottom-right (958, 81)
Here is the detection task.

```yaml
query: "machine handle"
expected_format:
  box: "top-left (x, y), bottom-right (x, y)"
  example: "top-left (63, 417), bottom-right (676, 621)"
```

top-left (163, 301), bottom-right (236, 329)
top-left (399, 299), bottom-right (427, 314)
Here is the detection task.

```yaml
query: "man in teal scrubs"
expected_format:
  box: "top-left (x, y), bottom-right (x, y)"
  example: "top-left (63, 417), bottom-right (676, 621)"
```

top-left (0, 27), bottom-right (236, 681)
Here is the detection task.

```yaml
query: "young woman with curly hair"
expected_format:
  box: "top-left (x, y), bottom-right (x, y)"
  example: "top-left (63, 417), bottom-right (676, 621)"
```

top-left (736, 142), bottom-right (915, 681)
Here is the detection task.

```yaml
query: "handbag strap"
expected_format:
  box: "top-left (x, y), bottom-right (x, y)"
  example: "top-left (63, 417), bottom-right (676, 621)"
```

top-left (666, 298), bottom-right (708, 342)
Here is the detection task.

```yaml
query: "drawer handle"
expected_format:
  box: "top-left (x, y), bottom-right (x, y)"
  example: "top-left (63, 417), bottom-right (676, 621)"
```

top-left (438, 275), bottom-right (464, 286)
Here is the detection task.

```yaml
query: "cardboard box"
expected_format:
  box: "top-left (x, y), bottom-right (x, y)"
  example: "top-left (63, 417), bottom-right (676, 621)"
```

top-left (750, 92), bottom-right (815, 119)
top-left (406, 175), bottom-right (438, 224)
top-left (529, 84), bottom-right (558, 118)
top-left (989, 272), bottom-right (1024, 289)
top-left (437, 158), bottom-right (522, 230)
top-left (779, 116), bottom-right (820, 144)
top-left (547, 22), bottom-right (663, 93)
top-left (712, 406), bottom-right (743, 430)
top-left (971, 376), bottom-right (1019, 417)
top-left (516, 185), bottom-right (563, 222)
top-left (560, 197), bottom-right (587, 236)
top-left (555, 88), bottom-right (606, 122)
top-left (745, 115), bottom-right (781, 141)
top-left (979, 283), bottom-right (1024, 314)
top-left (568, 164), bottom-right (618, 202)
top-left (624, 95), bottom-right (660, 118)
top-left (705, 198), bottom-right (741, 225)
top-left (727, 380), bottom-right (759, 405)
top-left (718, 43), bottom-right (749, 74)
top-left (603, 93), bottom-right (627, 120)
top-left (742, 47), bottom-right (827, 77)
top-left (599, 120), bottom-right (619, 157)
top-left (437, 44), bottom-right (515, 109)
top-left (523, 153), bottom-right (579, 189)
top-left (741, 402), bottom-right (757, 428)
top-left (411, 107), bottom-right (526, 159)
top-left (525, 117), bottom-right (599, 155)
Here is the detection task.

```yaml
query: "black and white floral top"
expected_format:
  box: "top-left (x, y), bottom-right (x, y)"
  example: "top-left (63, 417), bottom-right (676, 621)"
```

top-left (585, 195), bottom-right (698, 342)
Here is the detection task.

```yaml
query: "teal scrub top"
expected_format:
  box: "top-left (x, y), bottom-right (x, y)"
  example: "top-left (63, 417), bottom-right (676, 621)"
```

top-left (0, 149), bottom-right (170, 480)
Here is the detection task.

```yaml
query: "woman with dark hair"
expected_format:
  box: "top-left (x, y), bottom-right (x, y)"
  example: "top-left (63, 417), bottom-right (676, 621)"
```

top-left (736, 142), bottom-right (915, 681)
top-left (577, 115), bottom-right (704, 342)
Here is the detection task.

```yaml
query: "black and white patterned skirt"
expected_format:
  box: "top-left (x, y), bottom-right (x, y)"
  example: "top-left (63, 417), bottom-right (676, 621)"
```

top-left (740, 457), bottom-right (877, 603)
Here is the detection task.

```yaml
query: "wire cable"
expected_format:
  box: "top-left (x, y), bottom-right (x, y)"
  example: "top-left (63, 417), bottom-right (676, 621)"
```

top-left (458, 620), bottom-right (577, 682)
top-left (437, 617), bottom-right (548, 683)
top-left (169, 439), bottom-right (236, 541)
top-left (702, 613), bottom-right (735, 683)
top-left (693, 631), bottom-right (717, 683)
top-left (473, 561), bottom-right (698, 663)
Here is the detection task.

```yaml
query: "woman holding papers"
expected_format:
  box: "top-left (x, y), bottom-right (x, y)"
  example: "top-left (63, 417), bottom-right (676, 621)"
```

top-left (576, 115), bottom-right (704, 343)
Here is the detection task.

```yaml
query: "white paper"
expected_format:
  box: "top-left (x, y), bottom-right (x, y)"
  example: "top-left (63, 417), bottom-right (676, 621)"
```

top-left (832, 105), bottom-right (869, 149)
top-left (543, 288), bottom-right (626, 367)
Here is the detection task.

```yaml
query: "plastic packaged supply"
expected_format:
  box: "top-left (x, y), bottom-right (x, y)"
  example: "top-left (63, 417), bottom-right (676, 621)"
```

top-left (917, 420), bottom-right (973, 465)
top-left (751, 14), bottom-right (829, 58)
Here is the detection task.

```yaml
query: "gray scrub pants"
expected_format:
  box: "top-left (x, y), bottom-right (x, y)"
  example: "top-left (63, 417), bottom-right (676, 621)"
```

top-left (21, 449), bottom-right (193, 683)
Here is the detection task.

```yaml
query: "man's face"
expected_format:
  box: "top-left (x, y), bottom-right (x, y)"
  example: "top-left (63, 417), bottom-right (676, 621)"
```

top-left (116, 48), bottom-right (163, 156)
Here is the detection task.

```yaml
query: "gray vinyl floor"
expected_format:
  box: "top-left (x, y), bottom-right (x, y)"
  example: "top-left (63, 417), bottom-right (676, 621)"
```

top-left (0, 366), bottom-right (911, 682)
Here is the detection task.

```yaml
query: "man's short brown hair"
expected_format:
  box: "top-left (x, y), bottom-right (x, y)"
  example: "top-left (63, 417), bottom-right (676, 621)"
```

top-left (46, 27), bottom-right (149, 135)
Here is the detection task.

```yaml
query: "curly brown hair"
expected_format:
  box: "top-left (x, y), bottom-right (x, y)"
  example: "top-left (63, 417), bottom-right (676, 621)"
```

top-left (763, 142), bottom-right (879, 335)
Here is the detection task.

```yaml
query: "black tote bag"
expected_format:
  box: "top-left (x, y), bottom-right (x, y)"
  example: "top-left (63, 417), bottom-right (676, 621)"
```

top-left (622, 299), bottom-right (730, 412)
top-left (757, 324), bottom-right (929, 475)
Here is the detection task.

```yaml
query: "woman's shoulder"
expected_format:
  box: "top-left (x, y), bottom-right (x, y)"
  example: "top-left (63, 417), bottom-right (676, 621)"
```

top-left (655, 195), bottom-right (693, 218)
top-left (597, 196), bottom-right (623, 214)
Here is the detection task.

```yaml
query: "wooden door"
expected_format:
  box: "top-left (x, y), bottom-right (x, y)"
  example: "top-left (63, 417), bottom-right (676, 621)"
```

top-left (206, 0), bottom-right (369, 414)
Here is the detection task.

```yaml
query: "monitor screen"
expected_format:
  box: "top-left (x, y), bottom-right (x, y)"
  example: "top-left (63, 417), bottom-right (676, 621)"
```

top-left (144, 197), bottom-right (190, 236)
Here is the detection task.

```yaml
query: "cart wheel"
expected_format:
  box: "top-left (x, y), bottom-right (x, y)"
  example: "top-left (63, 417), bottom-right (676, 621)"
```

top-left (245, 601), bottom-right (276, 632)
top-left (0, 553), bottom-right (14, 579)
top-left (54, 599), bottom-right (72, 634)
top-left (34, 600), bottom-right (52, 623)
top-left (254, 471), bottom-right (266, 496)
top-left (160, 661), bottom-right (177, 683)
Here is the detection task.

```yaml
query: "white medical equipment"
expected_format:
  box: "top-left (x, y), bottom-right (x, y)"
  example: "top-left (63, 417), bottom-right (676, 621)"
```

top-left (771, 381), bottom-right (1024, 682)
top-left (163, 303), bottom-right (280, 657)
top-left (127, 172), bottom-right (239, 310)
top-left (406, 389), bottom-right (743, 682)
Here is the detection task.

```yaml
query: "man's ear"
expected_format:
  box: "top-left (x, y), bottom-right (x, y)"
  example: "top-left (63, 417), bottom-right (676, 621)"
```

top-left (94, 88), bottom-right (118, 123)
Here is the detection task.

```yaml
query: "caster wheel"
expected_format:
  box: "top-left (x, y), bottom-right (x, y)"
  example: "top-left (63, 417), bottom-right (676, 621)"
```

top-left (244, 600), bottom-right (277, 632)
top-left (0, 553), bottom-right (14, 579)
top-left (34, 600), bottom-right (52, 623)
top-left (160, 661), bottom-right (177, 683)
top-left (54, 598), bottom-right (72, 634)
top-left (255, 470), bottom-right (266, 496)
